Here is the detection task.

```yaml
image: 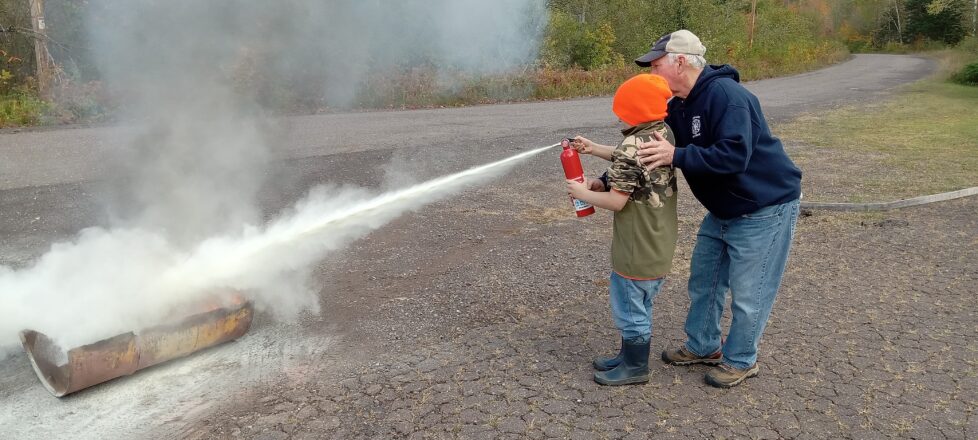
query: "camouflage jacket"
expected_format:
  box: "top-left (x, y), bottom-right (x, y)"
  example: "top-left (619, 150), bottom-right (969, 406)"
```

top-left (608, 120), bottom-right (680, 279)
top-left (608, 121), bottom-right (677, 206)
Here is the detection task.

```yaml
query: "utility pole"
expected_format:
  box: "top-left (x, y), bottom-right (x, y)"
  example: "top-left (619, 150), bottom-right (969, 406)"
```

top-left (973, 0), bottom-right (976, 36)
top-left (892, 0), bottom-right (903, 43)
top-left (28, 0), bottom-right (52, 99)
top-left (748, 0), bottom-right (758, 50)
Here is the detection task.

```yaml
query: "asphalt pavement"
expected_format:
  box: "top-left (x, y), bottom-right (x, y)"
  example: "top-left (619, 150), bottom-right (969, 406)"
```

top-left (3, 54), bottom-right (971, 440)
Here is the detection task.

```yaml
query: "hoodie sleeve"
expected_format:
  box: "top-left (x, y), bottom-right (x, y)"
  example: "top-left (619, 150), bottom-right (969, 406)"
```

top-left (673, 85), bottom-right (753, 176)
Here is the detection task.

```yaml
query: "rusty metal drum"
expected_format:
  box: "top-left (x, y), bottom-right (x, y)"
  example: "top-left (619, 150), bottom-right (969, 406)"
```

top-left (19, 296), bottom-right (254, 397)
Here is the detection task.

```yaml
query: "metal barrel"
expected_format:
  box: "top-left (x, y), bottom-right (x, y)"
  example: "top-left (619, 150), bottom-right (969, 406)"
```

top-left (19, 296), bottom-right (254, 397)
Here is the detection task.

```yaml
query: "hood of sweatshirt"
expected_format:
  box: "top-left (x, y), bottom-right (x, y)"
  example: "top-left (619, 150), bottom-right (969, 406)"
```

top-left (686, 65), bottom-right (740, 102)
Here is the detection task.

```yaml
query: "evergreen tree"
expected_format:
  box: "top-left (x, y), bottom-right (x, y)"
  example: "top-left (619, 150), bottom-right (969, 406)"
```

top-left (905, 0), bottom-right (968, 44)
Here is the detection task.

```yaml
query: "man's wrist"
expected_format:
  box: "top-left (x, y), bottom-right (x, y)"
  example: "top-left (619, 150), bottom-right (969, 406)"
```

top-left (598, 173), bottom-right (610, 192)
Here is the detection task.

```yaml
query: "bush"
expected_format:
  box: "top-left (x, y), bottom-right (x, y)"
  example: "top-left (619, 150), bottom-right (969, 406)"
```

top-left (956, 36), bottom-right (978, 55)
top-left (541, 10), bottom-right (620, 70)
top-left (951, 62), bottom-right (978, 86)
top-left (46, 80), bottom-right (113, 124)
top-left (0, 90), bottom-right (48, 127)
top-left (845, 38), bottom-right (872, 54)
top-left (567, 22), bottom-right (622, 70)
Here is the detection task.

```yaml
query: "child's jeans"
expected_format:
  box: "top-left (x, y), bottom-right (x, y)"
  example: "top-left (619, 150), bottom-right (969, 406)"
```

top-left (609, 272), bottom-right (665, 343)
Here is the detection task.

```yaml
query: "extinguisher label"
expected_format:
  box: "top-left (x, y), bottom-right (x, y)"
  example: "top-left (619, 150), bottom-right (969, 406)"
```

top-left (573, 198), bottom-right (592, 211)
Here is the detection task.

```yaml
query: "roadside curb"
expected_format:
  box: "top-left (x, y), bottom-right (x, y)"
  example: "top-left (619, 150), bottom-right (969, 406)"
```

top-left (801, 186), bottom-right (978, 212)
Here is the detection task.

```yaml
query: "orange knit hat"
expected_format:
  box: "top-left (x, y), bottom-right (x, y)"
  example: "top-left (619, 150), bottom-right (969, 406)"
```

top-left (612, 74), bottom-right (671, 127)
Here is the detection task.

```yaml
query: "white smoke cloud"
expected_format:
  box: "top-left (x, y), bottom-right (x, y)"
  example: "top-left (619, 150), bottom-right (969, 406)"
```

top-left (88, 0), bottom-right (547, 242)
top-left (0, 143), bottom-right (554, 350)
top-left (0, 0), bottom-right (549, 352)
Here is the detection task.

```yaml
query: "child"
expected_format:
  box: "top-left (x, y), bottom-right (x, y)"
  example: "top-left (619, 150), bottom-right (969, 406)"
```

top-left (565, 73), bottom-right (678, 386)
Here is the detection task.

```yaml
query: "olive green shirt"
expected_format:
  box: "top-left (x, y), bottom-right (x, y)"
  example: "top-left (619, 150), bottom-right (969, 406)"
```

top-left (608, 121), bottom-right (679, 279)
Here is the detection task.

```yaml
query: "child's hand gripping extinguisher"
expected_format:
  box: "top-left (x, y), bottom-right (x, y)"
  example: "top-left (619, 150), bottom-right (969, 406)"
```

top-left (560, 138), bottom-right (595, 217)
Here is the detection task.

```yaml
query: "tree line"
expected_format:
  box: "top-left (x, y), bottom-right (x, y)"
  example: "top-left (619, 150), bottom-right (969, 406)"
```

top-left (541, 0), bottom-right (977, 70)
top-left (0, 0), bottom-right (975, 125)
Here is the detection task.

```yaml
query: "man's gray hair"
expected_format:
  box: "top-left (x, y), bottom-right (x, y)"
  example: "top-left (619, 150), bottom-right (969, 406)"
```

top-left (667, 53), bottom-right (707, 69)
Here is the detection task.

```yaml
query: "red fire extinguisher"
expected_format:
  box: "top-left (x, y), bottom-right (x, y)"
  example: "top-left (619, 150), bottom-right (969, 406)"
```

top-left (560, 138), bottom-right (595, 217)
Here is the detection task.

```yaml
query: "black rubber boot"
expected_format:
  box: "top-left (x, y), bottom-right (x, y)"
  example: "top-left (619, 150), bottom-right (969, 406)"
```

top-left (592, 338), bottom-right (625, 371)
top-left (593, 338), bottom-right (650, 386)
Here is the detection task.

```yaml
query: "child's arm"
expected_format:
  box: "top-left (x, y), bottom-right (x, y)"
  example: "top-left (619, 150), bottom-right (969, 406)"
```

top-left (566, 179), bottom-right (629, 212)
top-left (572, 136), bottom-right (614, 162)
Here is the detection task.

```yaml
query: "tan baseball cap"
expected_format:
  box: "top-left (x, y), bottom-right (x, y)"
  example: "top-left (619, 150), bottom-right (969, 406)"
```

top-left (635, 30), bottom-right (707, 67)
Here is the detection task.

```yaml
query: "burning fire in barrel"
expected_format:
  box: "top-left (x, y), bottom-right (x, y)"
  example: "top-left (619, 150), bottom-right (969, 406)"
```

top-left (19, 294), bottom-right (254, 397)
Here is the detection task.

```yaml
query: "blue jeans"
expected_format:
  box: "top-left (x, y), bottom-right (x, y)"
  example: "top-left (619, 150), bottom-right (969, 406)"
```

top-left (609, 272), bottom-right (665, 343)
top-left (684, 199), bottom-right (800, 369)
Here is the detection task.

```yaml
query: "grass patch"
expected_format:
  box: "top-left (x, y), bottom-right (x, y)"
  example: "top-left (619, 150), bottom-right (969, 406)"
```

top-left (731, 41), bottom-right (850, 81)
top-left (0, 90), bottom-right (48, 127)
top-left (779, 51), bottom-right (978, 202)
top-left (353, 66), bottom-right (640, 109)
top-left (0, 81), bottom-right (110, 128)
top-left (951, 62), bottom-right (978, 86)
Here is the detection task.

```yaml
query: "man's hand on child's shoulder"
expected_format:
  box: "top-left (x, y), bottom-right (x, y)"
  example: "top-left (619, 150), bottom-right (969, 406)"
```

top-left (637, 131), bottom-right (675, 169)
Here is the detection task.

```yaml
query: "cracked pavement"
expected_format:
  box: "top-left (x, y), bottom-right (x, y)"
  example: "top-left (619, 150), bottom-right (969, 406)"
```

top-left (187, 184), bottom-right (977, 440)
top-left (2, 54), bottom-right (973, 439)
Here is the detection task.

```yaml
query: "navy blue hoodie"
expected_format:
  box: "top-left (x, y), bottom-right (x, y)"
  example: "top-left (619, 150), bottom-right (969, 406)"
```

top-left (669, 65), bottom-right (801, 219)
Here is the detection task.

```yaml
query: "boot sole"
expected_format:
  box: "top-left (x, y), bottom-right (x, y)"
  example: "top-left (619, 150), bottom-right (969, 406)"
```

top-left (593, 373), bottom-right (649, 386)
top-left (704, 367), bottom-right (760, 388)
top-left (661, 351), bottom-right (723, 366)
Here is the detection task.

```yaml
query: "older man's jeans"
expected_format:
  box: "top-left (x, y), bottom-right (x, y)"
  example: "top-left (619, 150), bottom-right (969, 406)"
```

top-left (609, 272), bottom-right (665, 344)
top-left (683, 199), bottom-right (800, 370)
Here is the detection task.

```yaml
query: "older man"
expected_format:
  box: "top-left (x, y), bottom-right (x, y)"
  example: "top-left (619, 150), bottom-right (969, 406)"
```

top-left (635, 30), bottom-right (802, 388)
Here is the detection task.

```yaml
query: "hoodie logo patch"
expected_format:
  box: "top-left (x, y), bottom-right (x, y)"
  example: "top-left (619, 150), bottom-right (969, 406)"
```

top-left (691, 116), bottom-right (702, 138)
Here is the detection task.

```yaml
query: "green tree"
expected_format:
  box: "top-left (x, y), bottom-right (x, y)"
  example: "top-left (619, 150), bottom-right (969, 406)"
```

top-left (0, 0), bottom-right (36, 84)
top-left (905, 0), bottom-right (968, 43)
top-left (541, 9), bottom-right (620, 69)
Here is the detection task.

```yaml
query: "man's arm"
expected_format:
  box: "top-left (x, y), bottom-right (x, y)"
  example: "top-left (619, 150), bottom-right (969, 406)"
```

top-left (637, 95), bottom-right (754, 174)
